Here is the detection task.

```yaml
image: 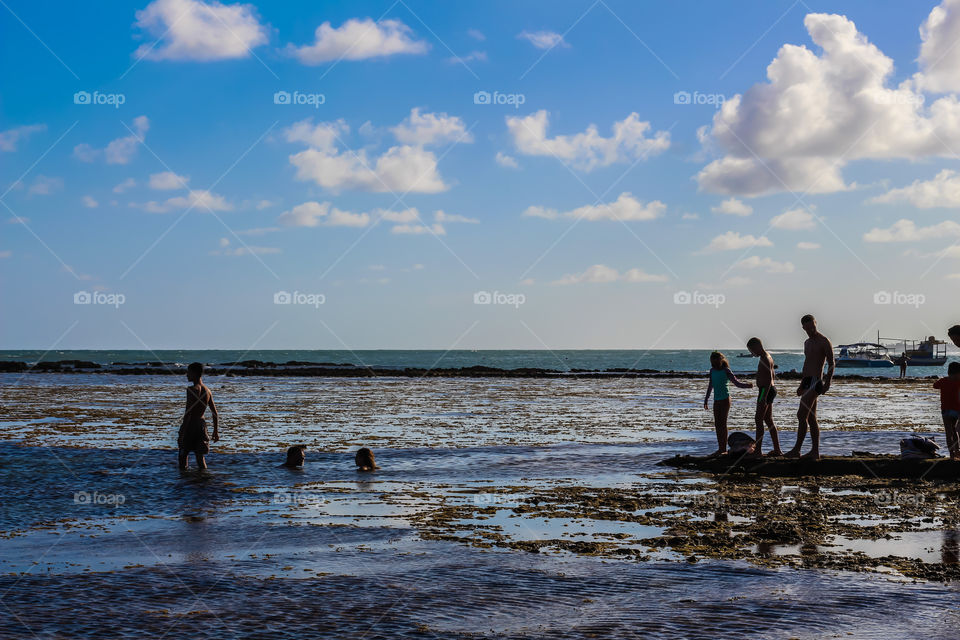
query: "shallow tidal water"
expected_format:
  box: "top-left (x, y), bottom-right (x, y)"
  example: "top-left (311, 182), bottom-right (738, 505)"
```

top-left (1, 373), bottom-right (959, 638)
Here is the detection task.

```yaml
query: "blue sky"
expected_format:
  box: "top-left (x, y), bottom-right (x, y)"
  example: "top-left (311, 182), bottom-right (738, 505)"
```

top-left (2, 0), bottom-right (960, 350)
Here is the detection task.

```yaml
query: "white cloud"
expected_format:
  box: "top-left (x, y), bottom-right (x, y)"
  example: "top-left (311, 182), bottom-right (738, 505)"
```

top-left (390, 108), bottom-right (472, 146)
top-left (113, 178), bottom-right (136, 193)
top-left (0, 251), bottom-right (11, 258)
top-left (284, 118), bottom-right (448, 193)
top-left (495, 152), bottom-right (519, 169)
top-left (467, 28), bottom-right (485, 41)
top-left (0, 124), bottom-right (45, 152)
top-left (74, 116), bottom-right (149, 165)
top-left (392, 222), bottom-right (445, 236)
top-left (523, 192), bottom-right (664, 222)
top-left (278, 201), bottom-right (369, 227)
top-left (447, 51), bottom-right (487, 64)
top-left (517, 30), bottom-right (568, 50)
top-left (434, 210), bottom-right (478, 224)
top-left (682, 213), bottom-right (700, 220)
top-left (863, 218), bottom-right (960, 242)
top-left (770, 207), bottom-right (816, 230)
top-left (134, 0), bottom-right (267, 61)
top-left (869, 169), bottom-right (960, 208)
top-left (287, 18), bottom-right (427, 64)
top-left (289, 143), bottom-right (446, 194)
top-left (553, 264), bottom-right (667, 285)
top-left (797, 241), bottom-right (821, 250)
top-left (149, 171), bottom-right (189, 190)
top-left (736, 256), bottom-right (795, 273)
top-left (711, 197), bottom-right (752, 216)
top-left (916, 0), bottom-right (960, 93)
top-left (82, 195), bottom-right (98, 208)
top-left (703, 231), bottom-right (773, 252)
top-left (214, 245), bottom-right (281, 256)
top-left (28, 175), bottom-right (62, 196)
top-left (507, 110), bottom-right (670, 171)
top-left (284, 118), bottom-right (349, 152)
top-left (697, 10), bottom-right (960, 196)
top-left (140, 189), bottom-right (232, 213)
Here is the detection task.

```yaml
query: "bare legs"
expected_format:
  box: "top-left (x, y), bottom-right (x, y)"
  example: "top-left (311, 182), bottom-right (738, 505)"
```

top-left (178, 450), bottom-right (208, 470)
top-left (786, 388), bottom-right (820, 460)
top-left (945, 415), bottom-right (960, 460)
top-left (754, 402), bottom-right (783, 457)
top-left (710, 398), bottom-right (730, 456)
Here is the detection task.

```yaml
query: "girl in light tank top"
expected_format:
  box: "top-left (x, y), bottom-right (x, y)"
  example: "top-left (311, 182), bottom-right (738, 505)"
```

top-left (704, 351), bottom-right (753, 457)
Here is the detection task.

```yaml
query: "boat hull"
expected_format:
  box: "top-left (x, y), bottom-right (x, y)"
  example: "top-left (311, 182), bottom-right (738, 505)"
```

top-left (836, 359), bottom-right (895, 368)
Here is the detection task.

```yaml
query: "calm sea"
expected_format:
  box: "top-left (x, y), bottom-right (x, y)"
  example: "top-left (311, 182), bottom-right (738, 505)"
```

top-left (0, 348), bottom-right (953, 377)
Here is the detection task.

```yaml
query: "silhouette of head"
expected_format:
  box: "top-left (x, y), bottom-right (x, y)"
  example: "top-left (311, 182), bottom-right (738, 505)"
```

top-left (355, 447), bottom-right (376, 471)
top-left (949, 362), bottom-right (960, 378)
top-left (746, 337), bottom-right (763, 356)
top-left (800, 314), bottom-right (816, 337)
top-left (949, 325), bottom-right (960, 348)
top-left (285, 445), bottom-right (307, 467)
top-left (709, 351), bottom-right (728, 369)
top-left (186, 362), bottom-right (204, 383)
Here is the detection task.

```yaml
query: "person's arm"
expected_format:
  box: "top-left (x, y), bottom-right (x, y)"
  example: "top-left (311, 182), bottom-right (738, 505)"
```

top-left (823, 339), bottom-right (835, 392)
top-left (208, 391), bottom-right (220, 442)
top-left (726, 367), bottom-right (753, 389)
top-left (704, 376), bottom-right (713, 409)
top-left (181, 389), bottom-right (191, 425)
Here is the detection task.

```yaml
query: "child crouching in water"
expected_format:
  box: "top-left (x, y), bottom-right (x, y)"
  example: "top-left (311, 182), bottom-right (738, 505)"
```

top-left (704, 351), bottom-right (753, 457)
top-left (933, 362), bottom-right (960, 460)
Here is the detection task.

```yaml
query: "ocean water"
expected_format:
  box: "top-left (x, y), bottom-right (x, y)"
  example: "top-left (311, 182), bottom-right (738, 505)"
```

top-left (0, 348), bottom-right (954, 377)
top-left (2, 370), bottom-right (959, 638)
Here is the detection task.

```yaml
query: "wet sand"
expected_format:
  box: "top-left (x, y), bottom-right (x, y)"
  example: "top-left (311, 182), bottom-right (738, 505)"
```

top-left (1, 373), bottom-right (959, 638)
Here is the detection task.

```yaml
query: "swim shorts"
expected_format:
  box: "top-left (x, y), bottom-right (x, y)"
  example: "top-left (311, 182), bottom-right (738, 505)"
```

top-left (757, 385), bottom-right (777, 405)
top-left (800, 377), bottom-right (825, 395)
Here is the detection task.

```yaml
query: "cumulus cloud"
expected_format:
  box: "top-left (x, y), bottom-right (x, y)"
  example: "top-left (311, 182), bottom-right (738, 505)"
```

top-left (517, 30), bottom-right (568, 50)
top-left (797, 241), bottom-right (821, 250)
top-left (28, 175), bottom-right (62, 196)
top-left (863, 218), bottom-right (960, 242)
top-left (140, 189), bottom-right (232, 213)
top-left (74, 116), bottom-right (149, 165)
top-left (0, 124), bottom-right (45, 152)
top-left (134, 0), bottom-right (268, 61)
top-left (389, 209), bottom-right (476, 235)
top-left (869, 169), bottom-right (960, 208)
top-left (703, 231), bottom-right (773, 252)
top-left (82, 195), bottom-right (99, 208)
top-left (113, 178), bottom-right (136, 193)
top-left (284, 118), bottom-right (448, 193)
top-left (711, 197), bottom-right (752, 216)
top-left (696, 9), bottom-right (960, 196)
top-left (149, 171), bottom-right (188, 190)
top-left (553, 264), bottom-right (668, 285)
top-left (287, 18), bottom-right (427, 64)
top-left (277, 201), bottom-right (370, 227)
top-left (522, 192), bottom-right (665, 222)
top-left (506, 110), bottom-right (670, 171)
top-left (770, 207), bottom-right (816, 230)
top-left (390, 108), bottom-right (472, 146)
top-left (916, 0), bottom-right (960, 93)
top-left (495, 152), bottom-right (519, 169)
top-left (735, 256), bottom-right (795, 273)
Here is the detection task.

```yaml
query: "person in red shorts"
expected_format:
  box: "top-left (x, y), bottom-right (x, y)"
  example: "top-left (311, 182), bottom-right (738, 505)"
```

top-left (933, 362), bottom-right (960, 460)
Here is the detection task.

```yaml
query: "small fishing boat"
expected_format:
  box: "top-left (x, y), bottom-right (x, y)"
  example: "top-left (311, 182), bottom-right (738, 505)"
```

top-left (835, 342), bottom-right (895, 368)
top-left (659, 453), bottom-right (957, 479)
top-left (881, 335), bottom-right (948, 367)
top-left (735, 352), bottom-right (754, 358)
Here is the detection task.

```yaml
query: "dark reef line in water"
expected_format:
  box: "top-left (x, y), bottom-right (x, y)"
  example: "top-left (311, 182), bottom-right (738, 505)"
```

top-left (0, 359), bottom-right (940, 380)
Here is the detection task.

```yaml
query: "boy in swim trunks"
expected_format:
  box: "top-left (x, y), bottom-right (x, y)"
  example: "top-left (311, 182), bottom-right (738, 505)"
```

top-left (178, 362), bottom-right (220, 470)
top-left (747, 337), bottom-right (783, 457)
top-left (933, 362), bottom-right (960, 460)
top-left (785, 314), bottom-right (834, 461)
